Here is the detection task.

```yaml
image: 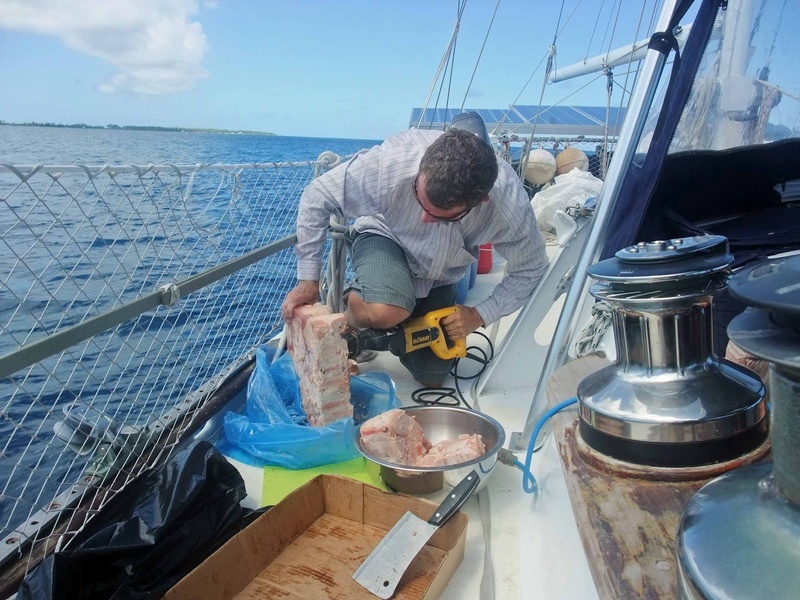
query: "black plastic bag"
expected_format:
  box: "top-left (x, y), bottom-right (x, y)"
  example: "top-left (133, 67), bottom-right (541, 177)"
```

top-left (19, 440), bottom-right (261, 600)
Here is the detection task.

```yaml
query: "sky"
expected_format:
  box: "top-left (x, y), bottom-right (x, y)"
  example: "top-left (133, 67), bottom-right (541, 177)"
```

top-left (0, 0), bottom-right (670, 140)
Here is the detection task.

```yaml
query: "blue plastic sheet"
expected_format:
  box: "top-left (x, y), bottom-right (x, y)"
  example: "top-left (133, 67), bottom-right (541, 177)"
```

top-left (224, 345), bottom-right (398, 469)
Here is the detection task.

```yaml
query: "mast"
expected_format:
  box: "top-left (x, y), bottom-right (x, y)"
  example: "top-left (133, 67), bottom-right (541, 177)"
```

top-left (711, 0), bottom-right (756, 148)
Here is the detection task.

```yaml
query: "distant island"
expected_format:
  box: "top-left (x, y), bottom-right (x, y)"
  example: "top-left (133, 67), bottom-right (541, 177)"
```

top-left (0, 120), bottom-right (275, 136)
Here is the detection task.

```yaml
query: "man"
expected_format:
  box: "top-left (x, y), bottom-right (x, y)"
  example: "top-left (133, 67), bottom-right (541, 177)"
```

top-left (281, 128), bottom-right (548, 386)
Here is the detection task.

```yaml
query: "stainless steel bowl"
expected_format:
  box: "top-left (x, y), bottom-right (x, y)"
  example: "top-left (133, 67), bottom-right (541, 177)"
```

top-left (354, 406), bottom-right (505, 494)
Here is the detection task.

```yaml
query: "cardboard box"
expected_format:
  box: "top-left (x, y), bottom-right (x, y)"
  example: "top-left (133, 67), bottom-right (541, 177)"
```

top-left (164, 475), bottom-right (469, 599)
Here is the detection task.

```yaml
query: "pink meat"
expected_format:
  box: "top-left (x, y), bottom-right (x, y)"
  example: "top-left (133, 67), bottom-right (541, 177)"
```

top-left (414, 434), bottom-right (486, 467)
top-left (360, 409), bottom-right (431, 465)
top-left (287, 303), bottom-right (353, 427)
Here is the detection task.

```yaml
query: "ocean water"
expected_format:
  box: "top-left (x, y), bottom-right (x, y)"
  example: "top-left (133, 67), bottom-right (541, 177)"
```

top-left (0, 124), bottom-right (382, 165)
top-left (0, 126), bottom-right (383, 535)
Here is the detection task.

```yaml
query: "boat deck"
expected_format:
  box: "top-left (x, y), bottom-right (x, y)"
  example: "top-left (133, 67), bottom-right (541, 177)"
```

top-left (220, 248), bottom-right (599, 599)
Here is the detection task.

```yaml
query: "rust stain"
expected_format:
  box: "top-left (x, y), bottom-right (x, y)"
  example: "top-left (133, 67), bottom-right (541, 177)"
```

top-left (558, 422), bottom-right (695, 599)
top-left (242, 579), bottom-right (292, 598)
top-left (286, 565), bottom-right (336, 588)
top-left (324, 524), bottom-right (350, 540)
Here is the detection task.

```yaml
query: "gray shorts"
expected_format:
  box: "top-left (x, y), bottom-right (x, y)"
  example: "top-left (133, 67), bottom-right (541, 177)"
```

top-left (348, 231), bottom-right (457, 385)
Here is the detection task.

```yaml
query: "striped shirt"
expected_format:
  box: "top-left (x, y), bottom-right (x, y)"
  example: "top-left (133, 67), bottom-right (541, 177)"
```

top-left (295, 128), bottom-right (548, 326)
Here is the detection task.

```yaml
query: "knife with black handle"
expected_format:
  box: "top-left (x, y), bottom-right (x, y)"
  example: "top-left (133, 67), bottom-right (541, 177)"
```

top-left (353, 470), bottom-right (480, 598)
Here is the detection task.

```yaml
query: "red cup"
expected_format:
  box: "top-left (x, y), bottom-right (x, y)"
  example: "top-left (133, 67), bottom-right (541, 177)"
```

top-left (477, 244), bottom-right (493, 274)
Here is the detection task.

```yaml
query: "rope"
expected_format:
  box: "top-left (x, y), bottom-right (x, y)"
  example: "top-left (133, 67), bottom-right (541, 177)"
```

top-left (572, 301), bottom-right (613, 358)
top-left (603, 67), bottom-right (614, 178)
top-left (324, 217), bottom-right (348, 313)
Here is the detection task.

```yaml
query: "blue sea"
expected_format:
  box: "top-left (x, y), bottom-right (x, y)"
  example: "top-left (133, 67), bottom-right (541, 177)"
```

top-left (0, 126), bottom-right (383, 539)
top-left (0, 124), bottom-right (382, 165)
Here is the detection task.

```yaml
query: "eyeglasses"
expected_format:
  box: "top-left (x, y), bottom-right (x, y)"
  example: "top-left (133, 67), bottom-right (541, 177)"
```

top-left (413, 178), bottom-right (473, 222)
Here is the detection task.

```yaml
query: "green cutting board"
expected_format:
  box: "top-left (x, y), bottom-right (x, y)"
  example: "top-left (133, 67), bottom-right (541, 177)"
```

top-left (261, 457), bottom-right (386, 506)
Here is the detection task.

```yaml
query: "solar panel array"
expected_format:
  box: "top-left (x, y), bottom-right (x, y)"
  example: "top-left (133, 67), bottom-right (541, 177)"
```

top-left (410, 105), bottom-right (626, 136)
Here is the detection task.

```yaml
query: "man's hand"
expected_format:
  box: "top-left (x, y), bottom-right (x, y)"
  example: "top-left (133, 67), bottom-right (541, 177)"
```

top-left (281, 280), bottom-right (320, 322)
top-left (441, 305), bottom-right (485, 340)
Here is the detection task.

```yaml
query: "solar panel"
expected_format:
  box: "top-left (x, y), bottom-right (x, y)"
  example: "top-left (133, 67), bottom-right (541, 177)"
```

top-left (409, 105), bottom-right (626, 134)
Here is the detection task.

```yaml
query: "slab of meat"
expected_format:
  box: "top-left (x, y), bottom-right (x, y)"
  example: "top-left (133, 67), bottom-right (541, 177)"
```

top-left (287, 303), bottom-right (353, 427)
top-left (414, 434), bottom-right (486, 467)
top-left (359, 409), bottom-right (431, 465)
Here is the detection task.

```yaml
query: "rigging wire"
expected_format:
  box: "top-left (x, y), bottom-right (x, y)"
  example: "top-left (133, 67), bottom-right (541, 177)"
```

top-left (584, 0), bottom-right (607, 63)
top-left (552, 0), bottom-right (566, 43)
top-left (490, 51), bottom-right (549, 136)
top-left (515, 0), bottom-right (567, 180)
top-left (542, 74), bottom-right (606, 111)
top-left (490, 0), bottom-right (582, 137)
top-left (551, 0), bottom-right (585, 80)
top-left (603, 0), bottom-right (625, 65)
top-left (555, 1), bottom-right (585, 48)
top-left (628, 0), bottom-right (663, 105)
top-left (460, 0), bottom-right (502, 112)
top-left (602, 0), bottom-right (653, 175)
top-left (431, 28), bottom-right (461, 130)
top-left (598, 0), bottom-right (621, 59)
top-left (646, 0), bottom-right (661, 37)
top-left (416, 0), bottom-right (468, 129)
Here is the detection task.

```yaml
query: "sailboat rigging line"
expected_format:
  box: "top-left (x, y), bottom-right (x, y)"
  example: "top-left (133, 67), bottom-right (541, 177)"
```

top-left (429, 39), bottom-right (458, 130)
top-left (515, 0), bottom-right (591, 175)
top-left (624, 1), bottom-right (662, 112)
top-left (489, 50), bottom-right (549, 136)
top-left (516, 52), bottom-right (553, 179)
top-left (585, 0), bottom-right (608, 63)
top-left (603, 68), bottom-right (615, 176)
top-left (490, 1), bottom-right (582, 137)
top-left (552, 0), bottom-right (566, 45)
top-left (556, 0), bottom-right (585, 41)
top-left (415, 1), bottom-right (467, 129)
top-left (766, 0), bottom-right (787, 59)
top-left (509, 74), bottom-right (605, 137)
top-left (459, 0), bottom-right (501, 112)
top-left (444, 0), bottom-right (469, 120)
top-left (604, 0), bottom-right (626, 64)
top-left (598, 0), bottom-right (622, 59)
top-left (603, 0), bottom-right (654, 174)
top-left (444, 26), bottom-right (459, 120)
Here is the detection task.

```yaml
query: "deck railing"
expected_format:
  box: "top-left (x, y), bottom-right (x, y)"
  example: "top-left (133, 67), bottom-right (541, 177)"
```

top-left (0, 140), bottom-right (609, 584)
top-left (0, 158), bottom-right (339, 580)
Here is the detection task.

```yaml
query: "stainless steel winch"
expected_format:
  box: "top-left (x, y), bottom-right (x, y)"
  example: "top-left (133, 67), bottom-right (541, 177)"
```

top-left (676, 253), bottom-right (800, 600)
top-left (577, 234), bottom-right (769, 467)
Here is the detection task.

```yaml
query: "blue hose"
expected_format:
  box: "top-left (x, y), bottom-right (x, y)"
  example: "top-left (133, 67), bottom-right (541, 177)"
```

top-left (518, 397), bottom-right (578, 493)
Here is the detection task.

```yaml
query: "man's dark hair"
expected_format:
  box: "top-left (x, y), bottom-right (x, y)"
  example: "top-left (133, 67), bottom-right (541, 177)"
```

top-left (419, 129), bottom-right (499, 210)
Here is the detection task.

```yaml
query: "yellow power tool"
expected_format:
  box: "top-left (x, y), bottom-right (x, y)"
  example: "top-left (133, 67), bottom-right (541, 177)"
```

top-left (343, 306), bottom-right (467, 360)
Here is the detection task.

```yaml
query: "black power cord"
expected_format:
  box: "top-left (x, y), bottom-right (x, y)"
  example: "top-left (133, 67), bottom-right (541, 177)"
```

top-left (411, 331), bottom-right (495, 410)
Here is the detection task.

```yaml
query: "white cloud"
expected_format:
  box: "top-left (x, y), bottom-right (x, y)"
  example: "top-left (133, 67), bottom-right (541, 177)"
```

top-left (0, 0), bottom-right (209, 95)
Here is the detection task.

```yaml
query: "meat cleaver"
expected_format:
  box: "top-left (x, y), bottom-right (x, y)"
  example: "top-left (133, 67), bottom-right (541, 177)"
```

top-left (353, 469), bottom-right (479, 598)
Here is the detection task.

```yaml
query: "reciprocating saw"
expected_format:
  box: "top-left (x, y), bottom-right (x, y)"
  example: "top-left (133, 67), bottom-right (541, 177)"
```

top-left (342, 306), bottom-right (467, 360)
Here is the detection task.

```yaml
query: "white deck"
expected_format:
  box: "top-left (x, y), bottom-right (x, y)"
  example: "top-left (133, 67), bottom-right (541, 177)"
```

top-left (356, 252), bottom-right (597, 599)
top-left (224, 249), bottom-right (599, 599)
